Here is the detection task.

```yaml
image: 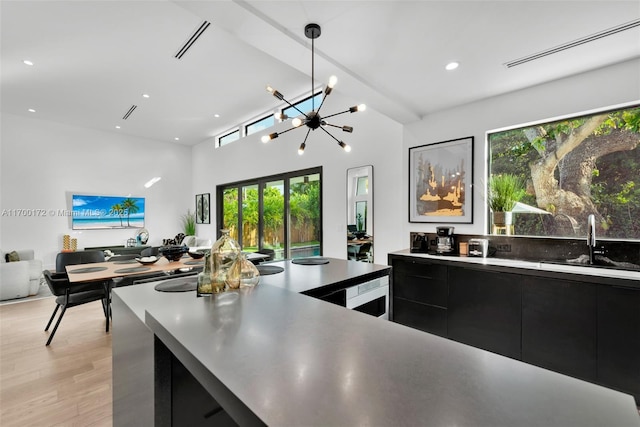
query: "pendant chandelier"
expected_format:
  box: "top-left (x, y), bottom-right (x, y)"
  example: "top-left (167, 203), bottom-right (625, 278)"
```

top-left (261, 23), bottom-right (365, 155)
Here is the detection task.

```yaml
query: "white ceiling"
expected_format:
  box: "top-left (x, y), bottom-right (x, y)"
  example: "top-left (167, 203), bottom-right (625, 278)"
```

top-left (2, 1), bottom-right (639, 146)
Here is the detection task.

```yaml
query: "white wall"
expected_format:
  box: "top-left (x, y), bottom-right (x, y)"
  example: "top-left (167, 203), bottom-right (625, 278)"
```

top-left (0, 114), bottom-right (192, 269)
top-left (403, 58), bottom-right (640, 240)
top-left (192, 92), bottom-right (405, 264)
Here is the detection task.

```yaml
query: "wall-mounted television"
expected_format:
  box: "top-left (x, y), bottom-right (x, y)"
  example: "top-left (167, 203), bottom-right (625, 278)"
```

top-left (71, 194), bottom-right (145, 230)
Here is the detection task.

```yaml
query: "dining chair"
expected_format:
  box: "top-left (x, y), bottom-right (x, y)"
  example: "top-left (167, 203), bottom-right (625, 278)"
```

top-left (42, 269), bottom-right (110, 346)
top-left (55, 250), bottom-right (106, 273)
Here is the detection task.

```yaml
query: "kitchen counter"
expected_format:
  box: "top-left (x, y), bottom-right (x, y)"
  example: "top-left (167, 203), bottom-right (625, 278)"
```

top-left (257, 257), bottom-right (390, 294)
top-left (391, 249), bottom-right (640, 285)
top-left (113, 258), bottom-right (640, 426)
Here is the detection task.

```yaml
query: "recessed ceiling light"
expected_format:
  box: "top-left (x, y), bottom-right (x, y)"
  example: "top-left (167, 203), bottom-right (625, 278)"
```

top-left (23, 60), bottom-right (34, 66)
top-left (28, 108), bottom-right (36, 113)
top-left (115, 125), bottom-right (121, 129)
top-left (142, 94), bottom-right (150, 98)
top-left (174, 137), bottom-right (180, 141)
top-left (445, 62), bottom-right (459, 71)
top-left (214, 114), bottom-right (220, 118)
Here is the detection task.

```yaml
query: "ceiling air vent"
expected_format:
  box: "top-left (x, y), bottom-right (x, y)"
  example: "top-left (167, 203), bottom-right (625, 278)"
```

top-left (122, 105), bottom-right (137, 120)
top-left (175, 21), bottom-right (211, 60)
top-left (504, 19), bottom-right (640, 68)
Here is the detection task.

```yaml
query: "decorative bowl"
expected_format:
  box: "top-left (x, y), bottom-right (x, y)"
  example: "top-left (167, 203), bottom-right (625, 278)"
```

top-left (188, 250), bottom-right (206, 259)
top-left (159, 245), bottom-right (189, 262)
top-left (135, 256), bottom-right (159, 265)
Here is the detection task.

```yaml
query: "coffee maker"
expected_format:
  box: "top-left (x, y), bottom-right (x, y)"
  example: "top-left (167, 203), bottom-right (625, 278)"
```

top-left (436, 226), bottom-right (455, 254)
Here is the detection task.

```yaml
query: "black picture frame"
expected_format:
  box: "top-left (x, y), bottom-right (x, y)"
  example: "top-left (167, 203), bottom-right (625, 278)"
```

top-left (195, 193), bottom-right (210, 224)
top-left (409, 136), bottom-right (474, 223)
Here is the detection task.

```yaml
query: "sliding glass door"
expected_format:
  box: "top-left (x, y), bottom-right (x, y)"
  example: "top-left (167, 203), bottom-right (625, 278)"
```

top-left (217, 167), bottom-right (322, 260)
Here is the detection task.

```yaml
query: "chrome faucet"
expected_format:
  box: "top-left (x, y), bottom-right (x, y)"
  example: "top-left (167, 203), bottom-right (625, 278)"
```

top-left (587, 214), bottom-right (604, 265)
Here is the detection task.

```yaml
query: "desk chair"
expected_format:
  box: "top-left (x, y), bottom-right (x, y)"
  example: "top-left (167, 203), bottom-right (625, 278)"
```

top-left (43, 270), bottom-right (109, 346)
top-left (348, 242), bottom-right (372, 262)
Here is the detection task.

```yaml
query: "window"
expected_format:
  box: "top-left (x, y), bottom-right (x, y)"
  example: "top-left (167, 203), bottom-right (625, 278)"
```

top-left (283, 93), bottom-right (323, 119)
top-left (488, 103), bottom-right (640, 240)
top-left (217, 168), bottom-right (322, 260)
top-left (218, 129), bottom-right (239, 147)
top-left (245, 115), bottom-right (275, 136)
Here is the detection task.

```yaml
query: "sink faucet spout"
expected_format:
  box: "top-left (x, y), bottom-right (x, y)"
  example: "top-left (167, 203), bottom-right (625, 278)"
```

top-left (587, 214), bottom-right (597, 265)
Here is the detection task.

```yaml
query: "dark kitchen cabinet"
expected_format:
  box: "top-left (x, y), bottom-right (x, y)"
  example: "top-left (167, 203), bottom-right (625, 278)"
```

top-left (448, 266), bottom-right (522, 359)
top-left (391, 258), bottom-right (448, 337)
top-left (390, 253), bottom-right (639, 404)
top-left (522, 277), bottom-right (597, 382)
top-left (597, 284), bottom-right (640, 402)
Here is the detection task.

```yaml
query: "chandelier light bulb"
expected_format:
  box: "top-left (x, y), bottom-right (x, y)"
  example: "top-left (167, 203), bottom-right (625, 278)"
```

top-left (261, 135), bottom-right (271, 143)
top-left (292, 117), bottom-right (303, 127)
top-left (328, 75), bottom-right (338, 88)
top-left (266, 85), bottom-right (274, 93)
top-left (298, 142), bottom-right (306, 155)
top-left (338, 141), bottom-right (351, 152)
top-left (357, 104), bottom-right (366, 112)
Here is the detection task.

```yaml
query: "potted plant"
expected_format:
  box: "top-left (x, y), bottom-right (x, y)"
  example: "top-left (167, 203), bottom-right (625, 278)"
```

top-left (180, 209), bottom-right (196, 236)
top-left (487, 174), bottom-right (525, 228)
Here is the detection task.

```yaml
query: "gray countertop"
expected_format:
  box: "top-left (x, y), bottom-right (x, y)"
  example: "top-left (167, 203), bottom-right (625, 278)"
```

top-left (390, 249), bottom-right (640, 282)
top-left (256, 257), bottom-right (390, 294)
top-left (119, 261), bottom-right (640, 426)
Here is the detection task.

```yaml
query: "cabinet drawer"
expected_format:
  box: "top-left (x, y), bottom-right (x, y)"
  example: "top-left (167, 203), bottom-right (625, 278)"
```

top-left (392, 298), bottom-right (447, 337)
top-left (394, 273), bottom-right (447, 307)
top-left (394, 260), bottom-right (448, 281)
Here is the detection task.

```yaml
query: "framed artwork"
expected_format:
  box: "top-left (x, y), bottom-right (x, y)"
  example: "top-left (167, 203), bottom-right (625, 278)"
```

top-left (409, 136), bottom-right (474, 223)
top-left (195, 193), bottom-right (210, 224)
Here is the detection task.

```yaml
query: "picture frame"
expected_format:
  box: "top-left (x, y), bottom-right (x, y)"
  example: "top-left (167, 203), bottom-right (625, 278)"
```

top-left (409, 136), bottom-right (474, 223)
top-left (195, 193), bottom-right (210, 224)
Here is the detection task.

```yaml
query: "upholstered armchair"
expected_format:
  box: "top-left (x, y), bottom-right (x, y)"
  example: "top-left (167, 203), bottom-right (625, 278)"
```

top-left (181, 236), bottom-right (212, 250)
top-left (1, 249), bottom-right (43, 301)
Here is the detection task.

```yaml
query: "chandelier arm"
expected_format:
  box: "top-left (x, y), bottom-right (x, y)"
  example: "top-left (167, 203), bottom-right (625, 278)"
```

top-left (318, 125), bottom-right (343, 144)
top-left (324, 123), bottom-right (343, 130)
top-left (302, 127), bottom-right (312, 145)
top-left (278, 126), bottom-right (302, 137)
top-left (321, 109), bottom-right (350, 120)
top-left (315, 93), bottom-right (328, 115)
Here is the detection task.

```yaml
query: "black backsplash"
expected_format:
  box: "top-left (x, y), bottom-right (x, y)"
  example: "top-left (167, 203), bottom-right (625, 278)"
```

top-left (409, 232), bottom-right (640, 268)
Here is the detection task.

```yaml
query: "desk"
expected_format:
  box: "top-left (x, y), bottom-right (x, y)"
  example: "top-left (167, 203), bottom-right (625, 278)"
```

top-left (65, 256), bottom-right (203, 283)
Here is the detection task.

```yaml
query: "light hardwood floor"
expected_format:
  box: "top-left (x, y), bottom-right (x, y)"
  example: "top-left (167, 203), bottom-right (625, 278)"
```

top-left (0, 297), bottom-right (112, 426)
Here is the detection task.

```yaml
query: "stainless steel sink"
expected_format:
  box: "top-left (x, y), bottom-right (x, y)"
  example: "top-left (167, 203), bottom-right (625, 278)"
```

top-left (541, 256), bottom-right (640, 272)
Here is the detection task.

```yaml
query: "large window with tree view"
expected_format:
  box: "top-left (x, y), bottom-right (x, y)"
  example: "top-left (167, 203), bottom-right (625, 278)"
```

top-left (488, 103), bottom-right (640, 240)
top-left (217, 168), bottom-right (322, 260)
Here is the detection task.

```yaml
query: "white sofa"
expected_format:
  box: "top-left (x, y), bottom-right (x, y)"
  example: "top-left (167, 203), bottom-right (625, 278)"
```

top-left (181, 236), bottom-right (212, 251)
top-left (1, 249), bottom-right (43, 301)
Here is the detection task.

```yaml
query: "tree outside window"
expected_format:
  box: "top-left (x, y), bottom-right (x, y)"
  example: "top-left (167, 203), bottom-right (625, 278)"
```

top-left (489, 104), bottom-right (640, 239)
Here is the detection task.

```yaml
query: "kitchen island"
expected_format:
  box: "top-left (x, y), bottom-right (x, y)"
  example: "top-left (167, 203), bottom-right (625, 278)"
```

top-left (112, 257), bottom-right (639, 426)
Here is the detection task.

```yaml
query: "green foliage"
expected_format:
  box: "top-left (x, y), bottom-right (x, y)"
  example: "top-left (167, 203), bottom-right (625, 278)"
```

top-left (222, 188), bottom-right (239, 239)
top-left (111, 202), bottom-right (124, 226)
top-left (180, 209), bottom-right (196, 235)
top-left (488, 174), bottom-right (525, 212)
top-left (121, 198), bottom-right (140, 227)
top-left (490, 105), bottom-right (640, 238)
top-left (220, 179), bottom-right (321, 248)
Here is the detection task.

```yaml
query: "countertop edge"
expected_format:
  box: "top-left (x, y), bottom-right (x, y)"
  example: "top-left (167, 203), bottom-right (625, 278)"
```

top-left (389, 249), bottom-right (640, 285)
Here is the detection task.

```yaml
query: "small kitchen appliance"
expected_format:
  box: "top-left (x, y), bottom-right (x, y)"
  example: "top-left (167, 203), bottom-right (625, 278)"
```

top-left (436, 227), bottom-right (455, 255)
top-left (468, 238), bottom-right (489, 257)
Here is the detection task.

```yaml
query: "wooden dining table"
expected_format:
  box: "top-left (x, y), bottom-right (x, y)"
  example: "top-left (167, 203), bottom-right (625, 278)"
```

top-left (65, 252), bottom-right (270, 283)
top-left (65, 255), bottom-right (205, 283)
